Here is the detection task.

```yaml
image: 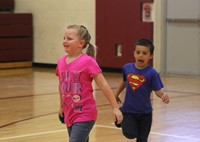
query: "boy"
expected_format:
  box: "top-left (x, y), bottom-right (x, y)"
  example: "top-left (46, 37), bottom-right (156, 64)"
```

top-left (114, 39), bottom-right (169, 142)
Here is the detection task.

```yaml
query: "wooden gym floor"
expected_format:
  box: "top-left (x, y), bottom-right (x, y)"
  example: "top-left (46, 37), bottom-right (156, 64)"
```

top-left (0, 67), bottom-right (200, 142)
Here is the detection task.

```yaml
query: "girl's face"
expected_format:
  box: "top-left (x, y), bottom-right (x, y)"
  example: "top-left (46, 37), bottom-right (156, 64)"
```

top-left (63, 28), bottom-right (84, 55)
top-left (134, 45), bottom-right (153, 69)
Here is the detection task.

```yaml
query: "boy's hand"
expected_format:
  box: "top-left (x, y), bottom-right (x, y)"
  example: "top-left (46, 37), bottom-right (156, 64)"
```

top-left (115, 96), bottom-right (122, 104)
top-left (161, 93), bottom-right (169, 104)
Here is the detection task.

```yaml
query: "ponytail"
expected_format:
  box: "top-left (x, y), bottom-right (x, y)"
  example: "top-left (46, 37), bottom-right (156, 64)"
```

top-left (86, 43), bottom-right (96, 58)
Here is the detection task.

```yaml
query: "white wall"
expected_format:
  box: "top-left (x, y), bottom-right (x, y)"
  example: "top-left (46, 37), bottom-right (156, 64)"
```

top-left (14, 0), bottom-right (164, 73)
top-left (14, 0), bottom-right (95, 64)
top-left (153, 0), bottom-right (166, 73)
top-left (165, 0), bottom-right (200, 76)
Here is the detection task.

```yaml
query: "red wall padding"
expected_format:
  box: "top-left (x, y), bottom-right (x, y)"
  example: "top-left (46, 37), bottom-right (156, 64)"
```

top-left (0, 0), bottom-right (14, 11)
top-left (96, 0), bottom-right (153, 68)
top-left (0, 14), bottom-right (33, 62)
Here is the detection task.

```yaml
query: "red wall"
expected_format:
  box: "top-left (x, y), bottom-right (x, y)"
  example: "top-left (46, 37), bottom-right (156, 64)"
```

top-left (0, 0), bottom-right (14, 11)
top-left (0, 14), bottom-right (33, 62)
top-left (96, 0), bottom-right (153, 69)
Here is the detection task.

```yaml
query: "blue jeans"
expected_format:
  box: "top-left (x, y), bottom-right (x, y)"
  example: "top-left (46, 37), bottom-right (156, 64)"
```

top-left (122, 112), bottom-right (152, 142)
top-left (67, 121), bottom-right (95, 142)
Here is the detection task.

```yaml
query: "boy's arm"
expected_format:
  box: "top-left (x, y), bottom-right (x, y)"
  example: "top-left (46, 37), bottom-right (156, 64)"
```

top-left (155, 90), bottom-right (169, 104)
top-left (114, 80), bottom-right (126, 103)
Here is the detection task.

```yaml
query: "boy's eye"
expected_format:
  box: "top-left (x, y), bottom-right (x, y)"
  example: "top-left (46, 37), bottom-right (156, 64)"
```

top-left (135, 51), bottom-right (148, 55)
top-left (136, 51), bottom-right (140, 54)
top-left (143, 52), bottom-right (147, 55)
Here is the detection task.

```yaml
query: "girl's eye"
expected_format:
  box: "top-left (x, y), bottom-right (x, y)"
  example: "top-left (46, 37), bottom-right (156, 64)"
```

top-left (67, 37), bottom-right (72, 40)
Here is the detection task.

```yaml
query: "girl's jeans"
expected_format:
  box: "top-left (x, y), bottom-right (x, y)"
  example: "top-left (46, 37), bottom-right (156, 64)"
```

top-left (67, 121), bottom-right (95, 142)
top-left (122, 112), bottom-right (152, 142)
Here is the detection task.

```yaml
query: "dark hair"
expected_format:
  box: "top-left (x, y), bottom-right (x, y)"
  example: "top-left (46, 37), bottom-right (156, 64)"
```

top-left (135, 39), bottom-right (154, 55)
top-left (66, 25), bottom-right (96, 57)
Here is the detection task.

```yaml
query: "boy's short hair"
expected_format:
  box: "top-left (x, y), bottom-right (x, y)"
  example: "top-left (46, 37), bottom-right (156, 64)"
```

top-left (135, 39), bottom-right (154, 55)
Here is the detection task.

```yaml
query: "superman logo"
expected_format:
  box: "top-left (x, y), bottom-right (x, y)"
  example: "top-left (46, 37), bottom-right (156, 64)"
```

top-left (127, 74), bottom-right (146, 92)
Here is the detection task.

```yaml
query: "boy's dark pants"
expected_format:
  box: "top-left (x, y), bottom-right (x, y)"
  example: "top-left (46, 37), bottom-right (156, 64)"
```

top-left (122, 112), bottom-right (152, 142)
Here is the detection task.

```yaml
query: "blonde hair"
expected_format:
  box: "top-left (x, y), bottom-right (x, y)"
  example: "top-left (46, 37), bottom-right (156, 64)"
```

top-left (66, 25), bottom-right (96, 58)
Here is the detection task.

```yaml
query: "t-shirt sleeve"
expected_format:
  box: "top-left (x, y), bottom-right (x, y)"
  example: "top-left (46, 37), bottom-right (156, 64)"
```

top-left (55, 63), bottom-right (59, 76)
top-left (87, 58), bottom-right (102, 78)
top-left (55, 56), bottom-right (64, 78)
top-left (55, 58), bottom-right (60, 77)
top-left (122, 65), bottom-right (127, 81)
top-left (152, 71), bottom-right (164, 91)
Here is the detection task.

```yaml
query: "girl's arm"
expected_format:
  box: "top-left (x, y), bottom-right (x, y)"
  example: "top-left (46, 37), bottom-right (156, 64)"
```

top-left (94, 73), bottom-right (123, 124)
top-left (114, 80), bottom-right (126, 103)
top-left (155, 90), bottom-right (169, 104)
top-left (58, 85), bottom-right (64, 116)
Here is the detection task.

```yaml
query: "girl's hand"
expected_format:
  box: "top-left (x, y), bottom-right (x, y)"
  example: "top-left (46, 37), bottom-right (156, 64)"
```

top-left (113, 108), bottom-right (123, 124)
top-left (59, 107), bottom-right (64, 117)
top-left (58, 108), bottom-right (65, 124)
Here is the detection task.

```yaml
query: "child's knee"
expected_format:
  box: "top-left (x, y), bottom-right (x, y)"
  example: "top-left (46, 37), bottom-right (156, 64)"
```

top-left (122, 131), bottom-right (137, 139)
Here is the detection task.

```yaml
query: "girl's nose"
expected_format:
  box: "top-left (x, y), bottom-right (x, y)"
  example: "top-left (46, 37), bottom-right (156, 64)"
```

top-left (63, 37), bottom-right (68, 43)
top-left (63, 40), bottom-right (67, 46)
top-left (63, 39), bottom-right (68, 44)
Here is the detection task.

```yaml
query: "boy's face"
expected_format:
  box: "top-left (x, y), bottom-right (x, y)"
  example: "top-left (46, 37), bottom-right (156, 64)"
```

top-left (134, 45), bottom-right (153, 69)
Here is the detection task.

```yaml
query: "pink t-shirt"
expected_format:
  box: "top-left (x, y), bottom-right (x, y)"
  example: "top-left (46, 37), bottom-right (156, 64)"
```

top-left (55, 54), bottom-right (102, 126)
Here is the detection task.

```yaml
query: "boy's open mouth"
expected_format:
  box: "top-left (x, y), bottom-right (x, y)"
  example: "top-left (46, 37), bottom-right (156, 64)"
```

top-left (138, 59), bottom-right (144, 63)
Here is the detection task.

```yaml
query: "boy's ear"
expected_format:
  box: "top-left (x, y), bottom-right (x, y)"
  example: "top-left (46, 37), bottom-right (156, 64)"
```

top-left (150, 54), bottom-right (153, 59)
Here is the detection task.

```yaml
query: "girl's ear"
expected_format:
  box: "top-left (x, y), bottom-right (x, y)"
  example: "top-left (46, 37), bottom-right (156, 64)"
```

top-left (79, 39), bottom-right (85, 48)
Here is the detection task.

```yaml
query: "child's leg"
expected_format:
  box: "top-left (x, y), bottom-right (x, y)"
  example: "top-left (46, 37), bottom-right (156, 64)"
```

top-left (122, 113), bottom-right (138, 139)
top-left (67, 121), bottom-right (95, 142)
top-left (137, 112), bottom-right (152, 142)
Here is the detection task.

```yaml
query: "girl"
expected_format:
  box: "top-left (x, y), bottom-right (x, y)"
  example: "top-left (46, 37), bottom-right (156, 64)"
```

top-left (56, 24), bottom-right (122, 142)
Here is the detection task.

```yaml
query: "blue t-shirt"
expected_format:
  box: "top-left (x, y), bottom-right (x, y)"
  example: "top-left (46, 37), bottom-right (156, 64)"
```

top-left (121, 63), bottom-right (164, 113)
